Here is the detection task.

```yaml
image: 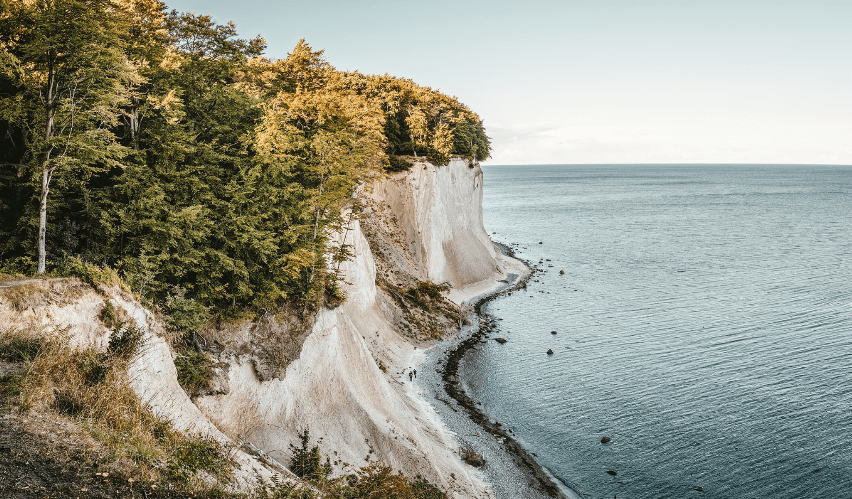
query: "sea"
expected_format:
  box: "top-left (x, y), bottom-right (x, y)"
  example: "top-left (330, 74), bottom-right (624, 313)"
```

top-left (463, 164), bottom-right (852, 499)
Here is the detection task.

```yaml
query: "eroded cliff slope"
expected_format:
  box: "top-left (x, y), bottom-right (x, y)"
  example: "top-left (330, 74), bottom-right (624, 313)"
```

top-left (0, 158), bottom-right (527, 498)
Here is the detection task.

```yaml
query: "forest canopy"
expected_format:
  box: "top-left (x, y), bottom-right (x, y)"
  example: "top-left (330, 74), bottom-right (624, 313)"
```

top-left (0, 0), bottom-right (490, 316)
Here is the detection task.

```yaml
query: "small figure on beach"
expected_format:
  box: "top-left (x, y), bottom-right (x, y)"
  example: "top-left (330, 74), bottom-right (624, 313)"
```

top-left (413, 369), bottom-right (417, 378)
top-left (409, 372), bottom-right (413, 381)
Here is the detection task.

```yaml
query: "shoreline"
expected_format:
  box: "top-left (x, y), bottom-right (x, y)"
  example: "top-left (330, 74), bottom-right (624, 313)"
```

top-left (419, 243), bottom-right (580, 499)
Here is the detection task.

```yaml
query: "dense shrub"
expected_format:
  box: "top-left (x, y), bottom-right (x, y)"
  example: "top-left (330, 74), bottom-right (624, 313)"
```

top-left (289, 428), bottom-right (331, 481)
top-left (98, 301), bottom-right (120, 329)
top-left (386, 155), bottom-right (413, 172)
top-left (165, 286), bottom-right (210, 336)
top-left (175, 350), bottom-right (213, 393)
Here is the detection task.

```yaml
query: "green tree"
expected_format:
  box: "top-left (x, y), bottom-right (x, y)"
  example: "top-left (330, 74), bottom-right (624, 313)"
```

top-left (253, 44), bottom-right (385, 307)
top-left (1, 0), bottom-right (140, 273)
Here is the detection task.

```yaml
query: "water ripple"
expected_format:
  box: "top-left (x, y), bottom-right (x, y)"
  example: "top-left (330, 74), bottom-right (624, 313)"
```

top-left (464, 165), bottom-right (852, 499)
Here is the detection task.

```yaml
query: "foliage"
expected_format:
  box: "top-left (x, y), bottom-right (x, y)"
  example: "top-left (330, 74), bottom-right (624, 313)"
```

top-left (164, 286), bottom-right (209, 335)
top-left (0, 2), bottom-right (489, 317)
top-left (274, 427), bottom-right (448, 499)
top-left (165, 436), bottom-right (232, 484)
top-left (55, 256), bottom-right (127, 290)
top-left (412, 281), bottom-right (447, 301)
top-left (0, 0), bottom-right (143, 273)
top-left (405, 281), bottom-right (449, 310)
top-left (385, 155), bottom-right (413, 172)
top-left (174, 350), bottom-right (213, 393)
top-left (343, 462), bottom-right (417, 498)
top-left (289, 427), bottom-right (332, 481)
top-left (99, 300), bottom-right (120, 329)
top-left (410, 475), bottom-right (448, 499)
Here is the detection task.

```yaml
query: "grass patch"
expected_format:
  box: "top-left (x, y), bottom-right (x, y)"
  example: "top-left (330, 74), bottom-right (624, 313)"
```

top-left (166, 436), bottom-right (233, 484)
top-left (55, 256), bottom-right (128, 291)
top-left (0, 324), bottom-right (234, 492)
top-left (0, 336), bottom-right (42, 363)
top-left (405, 281), bottom-right (449, 311)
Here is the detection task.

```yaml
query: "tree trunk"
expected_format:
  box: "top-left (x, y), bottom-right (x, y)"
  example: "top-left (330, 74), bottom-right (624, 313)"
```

top-left (38, 62), bottom-right (56, 274)
top-left (37, 169), bottom-right (50, 274)
top-left (129, 97), bottom-right (140, 150)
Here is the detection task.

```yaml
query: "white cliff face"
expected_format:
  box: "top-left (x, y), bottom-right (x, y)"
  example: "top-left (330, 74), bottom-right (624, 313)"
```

top-left (194, 218), bottom-right (491, 497)
top-left (371, 159), bottom-right (497, 288)
top-left (194, 158), bottom-right (529, 497)
top-left (368, 158), bottom-right (527, 303)
top-left (0, 158), bottom-right (526, 497)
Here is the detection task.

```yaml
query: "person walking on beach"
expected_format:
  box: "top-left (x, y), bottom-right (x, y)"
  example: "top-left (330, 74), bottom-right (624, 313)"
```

top-left (413, 369), bottom-right (417, 378)
top-left (409, 371), bottom-right (413, 381)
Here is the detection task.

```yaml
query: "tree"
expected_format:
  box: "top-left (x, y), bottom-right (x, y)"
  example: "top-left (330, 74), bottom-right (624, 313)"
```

top-left (112, 0), bottom-right (171, 150)
top-left (1, 0), bottom-right (140, 273)
top-left (253, 45), bottom-right (386, 306)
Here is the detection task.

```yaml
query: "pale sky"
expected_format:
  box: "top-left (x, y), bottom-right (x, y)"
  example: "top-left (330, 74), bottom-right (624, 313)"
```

top-left (165, 0), bottom-right (852, 165)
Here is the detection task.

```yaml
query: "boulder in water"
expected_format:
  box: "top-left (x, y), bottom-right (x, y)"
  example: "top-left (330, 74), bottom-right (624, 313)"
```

top-left (607, 470), bottom-right (617, 476)
top-left (551, 330), bottom-right (557, 335)
top-left (601, 436), bottom-right (611, 444)
top-left (495, 338), bottom-right (507, 344)
top-left (547, 349), bottom-right (554, 355)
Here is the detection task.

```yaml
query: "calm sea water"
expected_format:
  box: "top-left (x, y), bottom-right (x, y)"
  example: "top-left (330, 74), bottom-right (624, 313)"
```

top-left (464, 164), bottom-right (852, 499)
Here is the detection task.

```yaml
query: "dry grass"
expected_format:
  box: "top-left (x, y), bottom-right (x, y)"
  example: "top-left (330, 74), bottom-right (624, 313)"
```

top-left (0, 278), bottom-right (94, 313)
top-left (98, 299), bottom-right (133, 329)
top-left (0, 281), bottom-right (46, 311)
top-left (0, 325), bottom-right (235, 492)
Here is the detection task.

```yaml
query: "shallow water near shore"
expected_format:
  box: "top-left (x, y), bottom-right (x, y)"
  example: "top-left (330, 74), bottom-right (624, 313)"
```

top-left (465, 164), bottom-right (852, 498)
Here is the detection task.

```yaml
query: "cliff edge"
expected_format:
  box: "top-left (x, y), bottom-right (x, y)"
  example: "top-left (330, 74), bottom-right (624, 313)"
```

top-left (0, 158), bottom-right (527, 498)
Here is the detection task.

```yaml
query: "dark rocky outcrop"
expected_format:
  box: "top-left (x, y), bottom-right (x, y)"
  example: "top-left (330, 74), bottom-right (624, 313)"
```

top-left (460, 447), bottom-right (485, 468)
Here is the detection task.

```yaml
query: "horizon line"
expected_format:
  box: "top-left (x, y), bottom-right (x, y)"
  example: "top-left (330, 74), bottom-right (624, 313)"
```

top-left (480, 162), bottom-right (852, 167)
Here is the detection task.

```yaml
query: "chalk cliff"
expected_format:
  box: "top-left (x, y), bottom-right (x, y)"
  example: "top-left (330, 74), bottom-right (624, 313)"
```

top-left (0, 157), bottom-right (527, 497)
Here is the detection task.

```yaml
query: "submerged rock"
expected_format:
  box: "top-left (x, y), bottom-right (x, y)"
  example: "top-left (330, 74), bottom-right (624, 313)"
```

top-left (607, 470), bottom-right (618, 476)
top-left (551, 330), bottom-right (557, 335)
top-left (495, 338), bottom-right (507, 344)
top-left (601, 436), bottom-right (611, 444)
top-left (546, 349), bottom-right (554, 355)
